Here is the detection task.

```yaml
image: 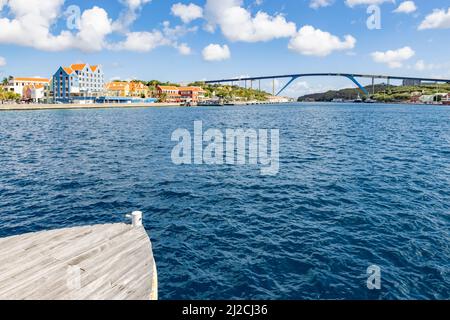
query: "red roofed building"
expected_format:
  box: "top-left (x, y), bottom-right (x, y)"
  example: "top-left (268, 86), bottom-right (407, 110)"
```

top-left (178, 86), bottom-right (206, 103)
top-left (157, 85), bottom-right (181, 103)
top-left (156, 85), bottom-right (206, 103)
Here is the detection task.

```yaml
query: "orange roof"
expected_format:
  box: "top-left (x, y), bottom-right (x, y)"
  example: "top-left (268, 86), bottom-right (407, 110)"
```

top-left (129, 82), bottom-right (147, 90)
top-left (63, 67), bottom-right (74, 74)
top-left (14, 77), bottom-right (49, 83)
top-left (158, 85), bottom-right (180, 91)
top-left (179, 86), bottom-right (205, 92)
top-left (70, 64), bottom-right (87, 71)
top-left (106, 82), bottom-right (129, 90)
top-left (23, 83), bottom-right (45, 90)
top-left (90, 65), bottom-right (99, 72)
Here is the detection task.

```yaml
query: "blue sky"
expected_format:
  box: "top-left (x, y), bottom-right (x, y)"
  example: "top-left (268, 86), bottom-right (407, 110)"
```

top-left (0, 0), bottom-right (449, 96)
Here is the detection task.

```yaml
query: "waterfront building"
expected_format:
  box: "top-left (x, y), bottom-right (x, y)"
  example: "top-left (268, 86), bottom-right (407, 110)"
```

top-left (23, 84), bottom-right (46, 103)
top-left (106, 82), bottom-right (130, 97)
top-left (157, 85), bottom-right (181, 103)
top-left (6, 77), bottom-right (50, 96)
top-left (409, 92), bottom-right (423, 104)
top-left (53, 63), bottom-right (104, 103)
top-left (267, 95), bottom-right (290, 103)
top-left (129, 81), bottom-right (150, 98)
top-left (105, 81), bottom-right (150, 98)
top-left (420, 95), bottom-right (436, 104)
top-left (178, 86), bottom-right (206, 103)
top-left (442, 94), bottom-right (450, 105)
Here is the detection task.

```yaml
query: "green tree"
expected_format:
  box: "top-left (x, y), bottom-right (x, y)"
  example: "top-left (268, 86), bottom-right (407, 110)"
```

top-left (158, 92), bottom-right (168, 103)
top-left (0, 88), bottom-right (5, 103)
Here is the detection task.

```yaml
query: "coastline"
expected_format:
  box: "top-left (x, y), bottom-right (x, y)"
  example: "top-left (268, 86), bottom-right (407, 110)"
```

top-left (0, 101), bottom-right (444, 112)
top-left (0, 102), bottom-right (181, 111)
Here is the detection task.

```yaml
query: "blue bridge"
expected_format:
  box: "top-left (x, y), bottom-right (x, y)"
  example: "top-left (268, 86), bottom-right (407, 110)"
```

top-left (203, 73), bottom-right (450, 96)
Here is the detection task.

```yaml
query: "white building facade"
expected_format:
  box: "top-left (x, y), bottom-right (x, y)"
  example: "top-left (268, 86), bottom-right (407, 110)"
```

top-left (53, 63), bottom-right (104, 103)
top-left (6, 77), bottom-right (50, 96)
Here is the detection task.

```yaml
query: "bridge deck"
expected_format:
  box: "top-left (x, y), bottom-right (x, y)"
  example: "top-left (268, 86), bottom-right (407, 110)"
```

top-left (0, 223), bottom-right (157, 300)
top-left (204, 73), bottom-right (450, 83)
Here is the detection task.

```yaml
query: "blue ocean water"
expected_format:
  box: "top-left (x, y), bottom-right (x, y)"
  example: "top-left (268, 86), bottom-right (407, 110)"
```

top-left (0, 103), bottom-right (449, 300)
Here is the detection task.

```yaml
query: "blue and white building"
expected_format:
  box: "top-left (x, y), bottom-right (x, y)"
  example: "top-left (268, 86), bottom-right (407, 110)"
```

top-left (53, 63), bottom-right (105, 103)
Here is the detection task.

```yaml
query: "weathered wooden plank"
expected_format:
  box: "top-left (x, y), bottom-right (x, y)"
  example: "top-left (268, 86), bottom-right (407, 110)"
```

top-left (0, 215), bottom-right (157, 300)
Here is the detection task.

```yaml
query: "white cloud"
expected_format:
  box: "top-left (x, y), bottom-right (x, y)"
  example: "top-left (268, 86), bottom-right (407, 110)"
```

top-left (204, 0), bottom-right (241, 32)
top-left (111, 31), bottom-right (168, 52)
top-left (310, 0), bottom-right (334, 9)
top-left (113, 0), bottom-right (152, 32)
top-left (0, 0), bottom-right (65, 49)
top-left (0, 2), bottom-right (113, 52)
top-left (371, 46), bottom-right (415, 68)
top-left (124, 0), bottom-right (151, 10)
top-left (176, 43), bottom-right (192, 55)
top-left (418, 8), bottom-right (450, 30)
top-left (411, 60), bottom-right (450, 72)
top-left (0, 1), bottom-right (195, 54)
top-left (111, 22), bottom-right (196, 53)
top-left (73, 7), bottom-right (113, 52)
top-left (171, 3), bottom-right (203, 23)
top-left (204, 0), bottom-right (296, 42)
top-left (202, 44), bottom-right (231, 61)
top-left (162, 21), bottom-right (198, 40)
top-left (345, 0), bottom-right (394, 7)
top-left (393, 1), bottom-right (417, 14)
top-left (288, 26), bottom-right (356, 57)
top-left (414, 60), bottom-right (434, 71)
top-left (0, 56), bottom-right (5, 67)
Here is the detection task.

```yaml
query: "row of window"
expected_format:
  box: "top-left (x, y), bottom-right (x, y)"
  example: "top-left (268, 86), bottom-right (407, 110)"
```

top-left (54, 82), bottom-right (104, 88)
top-left (77, 72), bottom-right (102, 77)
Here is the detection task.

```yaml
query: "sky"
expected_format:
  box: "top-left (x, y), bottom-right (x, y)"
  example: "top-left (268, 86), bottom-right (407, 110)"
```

top-left (0, 0), bottom-right (449, 96)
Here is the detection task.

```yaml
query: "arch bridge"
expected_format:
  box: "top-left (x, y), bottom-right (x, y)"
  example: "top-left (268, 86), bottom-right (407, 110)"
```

top-left (203, 73), bottom-right (450, 96)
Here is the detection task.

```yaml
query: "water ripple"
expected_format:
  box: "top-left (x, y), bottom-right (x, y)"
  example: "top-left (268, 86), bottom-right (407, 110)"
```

top-left (0, 104), bottom-right (449, 299)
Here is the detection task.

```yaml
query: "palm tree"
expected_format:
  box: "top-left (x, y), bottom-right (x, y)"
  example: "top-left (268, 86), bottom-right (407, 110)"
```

top-left (159, 92), bottom-right (168, 103)
top-left (0, 88), bottom-right (5, 104)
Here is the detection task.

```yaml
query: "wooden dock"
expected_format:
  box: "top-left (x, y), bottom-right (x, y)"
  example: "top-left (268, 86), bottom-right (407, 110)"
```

top-left (0, 211), bottom-right (158, 300)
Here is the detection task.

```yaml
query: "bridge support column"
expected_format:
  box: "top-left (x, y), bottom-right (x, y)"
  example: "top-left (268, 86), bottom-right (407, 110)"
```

top-left (345, 75), bottom-right (369, 96)
top-left (372, 77), bottom-right (375, 95)
top-left (276, 76), bottom-right (299, 96)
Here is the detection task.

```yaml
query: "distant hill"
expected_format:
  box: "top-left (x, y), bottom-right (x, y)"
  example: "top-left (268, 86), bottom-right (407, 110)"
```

top-left (298, 83), bottom-right (450, 102)
top-left (189, 82), bottom-right (270, 101)
top-left (298, 84), bottom-right (390, 102)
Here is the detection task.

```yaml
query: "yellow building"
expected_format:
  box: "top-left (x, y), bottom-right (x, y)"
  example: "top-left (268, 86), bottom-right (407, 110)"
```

top-left (129, 81), bottom-right (149, 97)
top-left (105, 82), bottom-right (130, 97)
top-left (105, 81), bottom-right (149, 98)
